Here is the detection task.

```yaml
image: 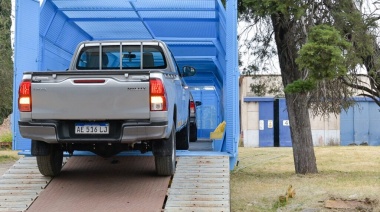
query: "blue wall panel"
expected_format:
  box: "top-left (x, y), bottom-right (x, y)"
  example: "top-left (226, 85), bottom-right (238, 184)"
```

top-left (191, 88), bottom-right (221, 139)
top-left (368, 103), bottom-right (380, 145)
top-left (40, 0), bottom-right (91, 71)
top-left (41, 39), bottom-right (73, 71)
top-left (259, 101), bottom-right (274, 147)
top-left (353, 102), bottom-right (369, 144)
top-left (278, 98), bottom-right (291, 147)
top-left (340, 99), bottom-right (380, 146)
top-left (340, 108), bottom-right (354, 145)
top-left (12, 0), bottom-right (40, 150)
top-left (224, 0), bottom-right (239, 170)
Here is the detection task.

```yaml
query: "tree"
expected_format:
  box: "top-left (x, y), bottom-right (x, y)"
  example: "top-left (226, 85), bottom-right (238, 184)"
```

top-left (324, 0), bottom-right (380, 106)
top-left (293, 1), bottom-right (380, 110)
top-left (0, 0), bottom-right (13, 125)
top-left (239, 0), bottom-right (380, 174)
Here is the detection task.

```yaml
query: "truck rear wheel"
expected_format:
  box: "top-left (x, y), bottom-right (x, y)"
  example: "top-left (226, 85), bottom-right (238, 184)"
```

top-left (153, 124), bottom-right (176, 176)
top-left (36, 144), bottom-right (63, 177)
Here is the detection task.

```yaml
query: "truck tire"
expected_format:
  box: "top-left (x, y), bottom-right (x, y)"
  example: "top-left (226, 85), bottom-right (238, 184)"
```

top-left (153, 124), bottom-right (176, 176)
top-left (36, 144), bottom-right (63, 177)
top-left (176, 114), bottom-right (190, 150)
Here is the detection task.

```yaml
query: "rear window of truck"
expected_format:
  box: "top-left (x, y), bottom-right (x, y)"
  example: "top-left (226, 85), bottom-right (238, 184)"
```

top-left (76, 45), bottom-right (167, 70)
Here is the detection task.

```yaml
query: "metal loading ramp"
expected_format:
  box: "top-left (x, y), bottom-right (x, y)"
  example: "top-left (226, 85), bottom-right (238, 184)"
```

top-left (0, 157), bottom-right (55, 212)
top-left (165, 156), bottom-right (230, 211)
top-left (0, 154), bottom-right (230, 212)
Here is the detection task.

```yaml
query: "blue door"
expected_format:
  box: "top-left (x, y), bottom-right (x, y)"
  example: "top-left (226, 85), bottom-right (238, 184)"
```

top-left (259, 100), bottom-right (274, 147)
top-left (278, 98), bottom-right (292, 147)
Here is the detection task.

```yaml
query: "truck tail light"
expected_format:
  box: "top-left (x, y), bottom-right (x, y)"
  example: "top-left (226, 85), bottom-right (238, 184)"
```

top-left (150, 78), bottom-right (167, 111)
top-left (190, 101), bottom-right (195, 114)
top-left (18, 80), bottom-right (32, 112)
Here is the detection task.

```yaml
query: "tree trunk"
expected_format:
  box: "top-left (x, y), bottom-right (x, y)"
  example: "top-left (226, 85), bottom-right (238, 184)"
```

top-left (285, 93), bottom-right (318, 174)
top-left (271, 13), bottom-right (318, 174)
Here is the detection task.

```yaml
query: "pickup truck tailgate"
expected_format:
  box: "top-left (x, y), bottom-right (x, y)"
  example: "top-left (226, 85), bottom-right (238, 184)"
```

top-left (30, 72), bottom-right (150, 120)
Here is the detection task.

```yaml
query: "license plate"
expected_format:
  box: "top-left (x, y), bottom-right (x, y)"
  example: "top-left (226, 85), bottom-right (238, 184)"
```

top-left (75, 122), bottom-right (109, 134)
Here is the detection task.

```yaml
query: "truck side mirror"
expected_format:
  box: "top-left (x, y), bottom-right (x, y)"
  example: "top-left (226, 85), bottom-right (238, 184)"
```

top-left (182, 66), bottom-right (196, 77)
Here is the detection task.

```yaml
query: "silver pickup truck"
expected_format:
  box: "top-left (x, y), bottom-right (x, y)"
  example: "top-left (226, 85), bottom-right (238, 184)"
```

top-left (18, 40), bottom-right (195, 176)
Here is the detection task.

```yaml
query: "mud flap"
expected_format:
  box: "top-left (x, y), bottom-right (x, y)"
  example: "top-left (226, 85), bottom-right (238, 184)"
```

top-left (31, 140), bottom-right (50, 156)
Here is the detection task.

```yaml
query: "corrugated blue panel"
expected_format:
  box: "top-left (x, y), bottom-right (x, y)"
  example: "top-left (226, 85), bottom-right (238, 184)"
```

top-left (168, 44), bottom-right (217, 57)
top-left (40, 0), bottom-right (57, 37)
top-left (45, 9), bottom-right (67, 43)
top-left (340, 108), bottom-right (354, 145)
top-left (133, 1), bottom-right (216, 10)
top-left (148, 21), bottom-right (216, 38)
top-left (354, 102), bottom-right (369, 144)
top-left (211, 57), bottom-right (224, 85)
top-left (55, 21), bottom-right (91, 53)
top-left (52, 0), bottom-right (134, 10)
top-left (368, 103), bottom-right (380, 145)
top-left (139, 11), bottom-right (216, 19)
top-left (259, 101), bottom-right (274, 147)
top-left (13, 0), bottom-right (41, 150)
top-left (62, 11), bottom-right (138, 19)
top-left (40, 0), bottom-right (91, 71)
top-left (340, 98), bottom-right (379, 146)
top-left (279, 98), bottom-right (291, 147)
top-left (217, 12), bottom-right (226, 52)
top-left (191, 89), bottom-right (221, 138)
top-left (76, 21), bottom-right (153, 39)
top-left (216, 1), bottom-right (226, 77)
top-left (41, 40), bottom-right (72, 71)
top-left (224, 0), bottom-right (238, 170)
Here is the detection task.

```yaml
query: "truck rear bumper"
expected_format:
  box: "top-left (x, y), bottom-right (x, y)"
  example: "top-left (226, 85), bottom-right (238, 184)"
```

top-left (19, 121), bottom-right (168, 144)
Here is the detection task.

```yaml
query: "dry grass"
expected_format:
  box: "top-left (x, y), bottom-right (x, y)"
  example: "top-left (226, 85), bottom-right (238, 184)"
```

top-left (231, 147), bottom-right (380, 211)
top-left (0, 150), bottom-right (20, 163)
